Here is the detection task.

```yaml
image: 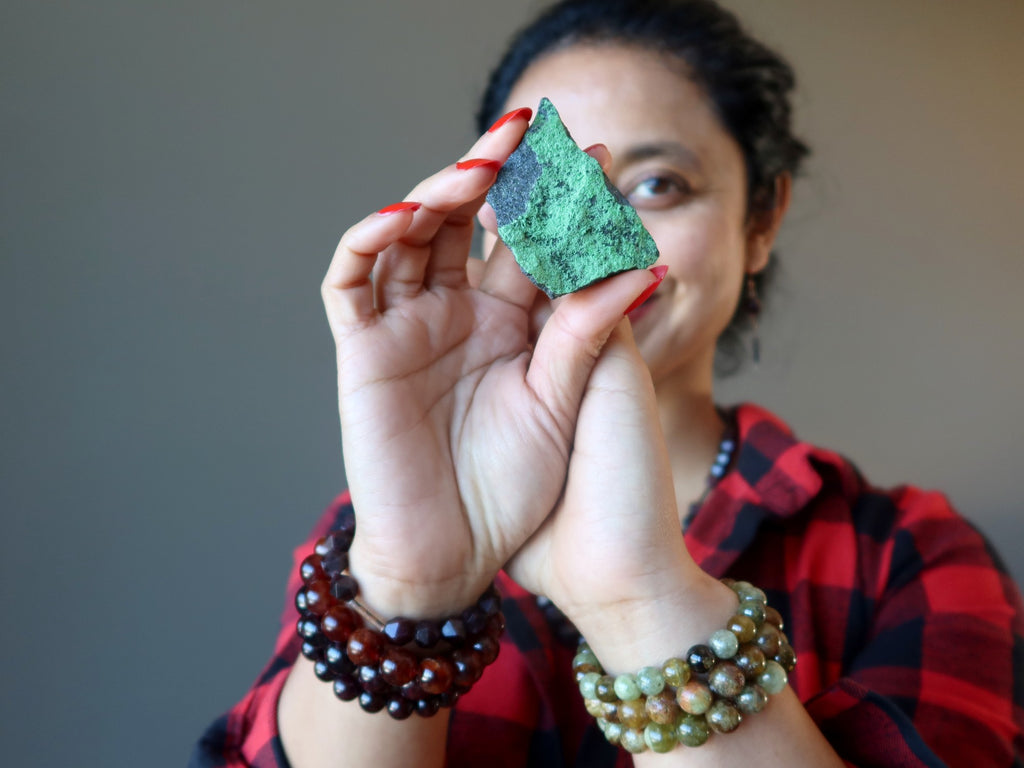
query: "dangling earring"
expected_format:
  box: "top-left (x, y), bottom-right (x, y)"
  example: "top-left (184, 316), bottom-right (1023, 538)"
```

top-left (744, 275), bottom-right (762, 365)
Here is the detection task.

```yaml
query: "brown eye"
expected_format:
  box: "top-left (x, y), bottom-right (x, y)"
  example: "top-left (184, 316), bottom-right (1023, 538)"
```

top-left (626, 174), bottom-right (691, 209)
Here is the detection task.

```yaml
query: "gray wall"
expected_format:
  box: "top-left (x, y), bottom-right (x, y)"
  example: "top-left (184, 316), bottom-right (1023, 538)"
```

top-left (2, 1), bottom-right (1021, 766)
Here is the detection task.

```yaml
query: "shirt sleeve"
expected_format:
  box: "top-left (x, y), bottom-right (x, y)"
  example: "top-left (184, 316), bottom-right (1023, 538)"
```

top-left (188, 492), bottom-right (352, 768)
top-left (803, 487), bottom-right (1024, 767)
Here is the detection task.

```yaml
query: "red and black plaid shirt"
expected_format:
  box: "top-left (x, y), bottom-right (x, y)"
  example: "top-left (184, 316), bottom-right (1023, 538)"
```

top-left (191, 404), bottom-right (1024, 767)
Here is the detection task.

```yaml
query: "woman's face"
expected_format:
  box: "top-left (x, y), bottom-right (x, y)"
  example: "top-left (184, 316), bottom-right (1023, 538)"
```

top-left (486, 43), bottom-right (777, 387)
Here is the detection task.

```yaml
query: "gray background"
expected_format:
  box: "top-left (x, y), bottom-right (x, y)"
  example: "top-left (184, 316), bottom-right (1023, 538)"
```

top-left (3, 1), bottom-right (1021, 766)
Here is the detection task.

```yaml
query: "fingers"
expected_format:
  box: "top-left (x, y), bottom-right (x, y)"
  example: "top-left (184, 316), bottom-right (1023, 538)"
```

top-left (527, 268), bottom-right (665, 426)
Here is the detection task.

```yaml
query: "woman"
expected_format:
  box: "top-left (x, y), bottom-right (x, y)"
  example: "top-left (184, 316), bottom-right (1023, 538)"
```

top-left (192, 1), bottom-right (1023, 765)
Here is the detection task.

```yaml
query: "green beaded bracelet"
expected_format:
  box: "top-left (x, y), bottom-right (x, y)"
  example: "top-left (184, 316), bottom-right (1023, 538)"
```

top-left (572, 579), bottom-right (795, 754)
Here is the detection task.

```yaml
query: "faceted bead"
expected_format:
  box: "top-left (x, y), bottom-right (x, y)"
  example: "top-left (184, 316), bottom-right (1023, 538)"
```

top-left (708, 661), bottom-right (746, 698)
top-left (332, 674), bottom-right (359, 701)
top-left (636, 666), bottom-right (665, 696)
top-left (299, 555), bottom-right (324, 584)
top-left (419, 657), bottom-right (455, 695)
top-left (382, 617), bottom-right (416, 645)
top-left (578, 671), bottom-right (601, 700)
top-left (662, 657), bottom-right (692, 687)
top-left (618, 699), bottom-right (649, 730)
top-left (738, 600), bottom-right (766, 627)
top-left (614, 674), bottom-right (641, 701)
top-left (325, 528), bottom-right (354, 553)
top-left (676, 713), bottom-right (710, 747)
top-left (708, 629), bottom-right (739, 659)
top-left (415, 696), bottom-right (441, 718)
top-left (313, 660), bottom-right (334, 681)
top-left (322, 604), bottom-right (362, 644)
top-left (414, 620), bottom-right (442, 649)
top-left (734, 644), bottom-right (767, 680)
top-left (440, 617), bottom-right (467, 647)
top-left (736, 684), bottom-right (768, 714)
top-left (472, 635), bottom-right (500, 665)
top-left (380, 646), bottom-right (419, 686)
top-left (595, 675), bottom-right (618, 703)
top-left (644, 722), bottom-right (678, 754)
top-left (754, 623), bottom-right (782, 656)
top-left (706, 700), bottom-right (742, 733)
top-left (477, 590), bottom-right (501, 617)
top-left (452, 648), bottom-right (484, 688)
top-left (775, 642), bottom-right (797, 673)
top-left (303, 580), bottom-right (332, 615)
top-left (329, 574), bottom-right (358, 602)
top-left (620, 728), bottom-right (647, 754)
top-left (764, 605), bottom-right (784, 629)
top-left (386, 696), bottom-right (414, 720)
top-left (677, 680), bottom-right (713, 715)
top-left (645, 689), bottom-right (682, 725)
top-left (726, 614), bottom-right (757, 644)
top-left (461, 607), bottom-right (487, 635)
top-left (759, 660), bottom-right (788, 695)
top-left (347, 628), bottom-right (384, 666)
top-left (358, 691), bottom-right (386, 713)
top-left (336, 512), bottom-right (356, 535)
top-left (321, 550), bottom-right (348, 577)
top-left (358, 664), bottom-right (389, 696)
top-left (686, 644), bottom-right (717, 675)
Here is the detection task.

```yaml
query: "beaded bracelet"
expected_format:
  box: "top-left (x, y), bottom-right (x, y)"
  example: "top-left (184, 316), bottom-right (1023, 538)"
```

top-left (572, 579), bottom-right (795, 754)
top-left (294, 506), bottom-right (505, 718)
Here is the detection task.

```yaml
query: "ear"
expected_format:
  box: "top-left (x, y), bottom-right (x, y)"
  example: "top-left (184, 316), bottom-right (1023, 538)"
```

top-left (745, 173), bottom-right (792, 274)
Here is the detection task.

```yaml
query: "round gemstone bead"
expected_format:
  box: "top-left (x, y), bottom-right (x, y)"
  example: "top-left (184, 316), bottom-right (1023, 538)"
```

top-left (614, 674), bottom-right (641, 701)
top-left (617, 699), bottom-right (648, 730)
top-left (297, 617), bottom-right (326, 647)
top-left (736, 684), bottom-right (768, 714)
top-left (452, 648), bottom-right (484, 688)
top-left (578, 672), bottom-right (601, 700)
top-left (300, 641), bottom-right (320, 661)
top-left (415, 696), bottom-right (441, 718)
top-left (732, 581), bottom-right (766, 605)
top-left (636, 665), bottom-right (666, 696)
top-left (380, 646), bottom-right (418, 686)
top-left (708, 661), bottom-right (746, 698)
top-left (726, 615), bottom-right (757, 644)
top-left (595, 675), bottom-right (618, 703)
top-left (602, 721), bottom-right (623, 745)
top-left (472, 635), bottom-right (500, 665)
top-left (358, 691), bottom-right (386, 713)
top-left (677, 680), bottom-right (713, 715)
top-left (386, 696), bottom-right (414, 720)
top-left (776, 642), bottom-right (797, 673)
top-left (755, 623), bottom-right (782, 656)
top-left (358, 664), bottom-right (389, 696)
top-left (662, 657), bottom-right (691, 687)
top-left (302, 580), bottom-right (331, 615)
top-left (644, 721), bottom-right (677, 754)
top-left (686, 644), bottom-right (717, 675)
top-left (313, 660), bottom-right (334, 682)
top-left (573, 648), bottom-right (599, 672)
top-left (584, 698), bottom-right (607, 719)
top-left (708, 629), bottom-right (739, 659)
top-left (738, 600), bottom-right (766, 626)
top-left (321, 604), bottom-right (362, 644)
top-left (299, 555), bottom-right (324, 584)
top-left (324, 644), bottom-right (355, 675)
top-left (765, 605), bottom-right (784, 629)
top-left (676, 713), bottom-right (710, 747)
top-left (734, 644), bottom-right (767, 680)
top-left (332, 674), bottom-right (359, 701)
top-left (620, 728), bottom-right (647, 754)
top-left (706, 700), bottom-right (742, 733)
top-left (419, 657), bottom-right (455, 695)
top-left (645, 689), bottom-right (682, 725)
top-left (759, 660), bottom-right (788, 695)
top-left (314, 536), bottom-right (332, 558)
top-left (347, 628), bottom-right (384, 666)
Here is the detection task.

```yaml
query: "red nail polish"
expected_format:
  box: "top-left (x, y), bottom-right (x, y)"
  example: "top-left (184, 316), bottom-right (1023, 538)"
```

top-left (487, 107), bottom-right (533, 133)
top-left (624, 265), bottom-right (669, 315)
top-left (377, 201), bottom-right (422, 215)
top-left (455, 158), bottom-right (503, 172)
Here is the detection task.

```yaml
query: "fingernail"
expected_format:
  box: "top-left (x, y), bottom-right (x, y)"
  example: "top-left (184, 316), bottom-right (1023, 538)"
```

top-left (377, 201), bottom-right (422, 216)
top-left (487, 107), bottom-right (532, 133)
top-left (624, 265), bottom-right (669, 316)
top-left (456, 158), bottom-right (503, 172)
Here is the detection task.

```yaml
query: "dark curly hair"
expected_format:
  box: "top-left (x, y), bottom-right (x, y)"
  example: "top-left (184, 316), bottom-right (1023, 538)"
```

top-left (477, 0), bottom-right (810, 370)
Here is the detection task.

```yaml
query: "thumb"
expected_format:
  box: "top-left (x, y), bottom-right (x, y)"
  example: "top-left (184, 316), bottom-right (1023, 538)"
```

top-left (526, 266), bottom-right (666, 425)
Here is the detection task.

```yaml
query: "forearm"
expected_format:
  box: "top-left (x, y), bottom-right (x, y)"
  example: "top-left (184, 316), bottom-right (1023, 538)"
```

top-left (278, 655), bottom-right (449, 768)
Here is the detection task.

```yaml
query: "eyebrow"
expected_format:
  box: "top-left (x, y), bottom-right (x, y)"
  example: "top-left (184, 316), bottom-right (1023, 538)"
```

top-left (619, 141), bottom-right (702, 171)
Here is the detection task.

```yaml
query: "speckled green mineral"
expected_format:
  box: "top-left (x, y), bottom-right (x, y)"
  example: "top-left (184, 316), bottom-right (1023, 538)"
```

top-left (486, 97), bottom-right (659, 297)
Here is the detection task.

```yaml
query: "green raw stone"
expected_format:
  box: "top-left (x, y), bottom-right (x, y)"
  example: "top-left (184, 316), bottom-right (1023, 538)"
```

top-left (486, 97), bottom-right (659, 297)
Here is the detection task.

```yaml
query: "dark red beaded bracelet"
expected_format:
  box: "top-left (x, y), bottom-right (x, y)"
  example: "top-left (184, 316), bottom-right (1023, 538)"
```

top-left (295, 506), bottom-right (505, 718)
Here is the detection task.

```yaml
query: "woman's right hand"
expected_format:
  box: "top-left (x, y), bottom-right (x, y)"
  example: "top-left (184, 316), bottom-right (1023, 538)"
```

top-left (322, 111), bottom-right (658, 619)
